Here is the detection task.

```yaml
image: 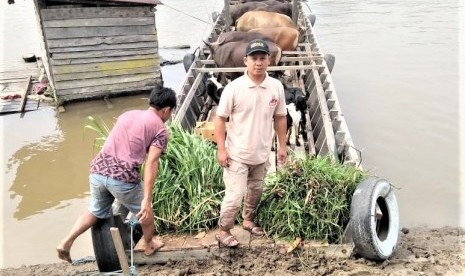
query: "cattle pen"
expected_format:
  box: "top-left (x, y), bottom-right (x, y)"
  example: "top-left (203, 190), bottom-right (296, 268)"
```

top-left (173, 0), bottom-right (361, 166)
top-left (89, 0), bottom-right (400, 274)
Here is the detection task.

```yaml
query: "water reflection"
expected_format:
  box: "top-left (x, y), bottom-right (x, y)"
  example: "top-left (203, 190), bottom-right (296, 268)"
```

top-left (4, 96), bottom-right (150, 219)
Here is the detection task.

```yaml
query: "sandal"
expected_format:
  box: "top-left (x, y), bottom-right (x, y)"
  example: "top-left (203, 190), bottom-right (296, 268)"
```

top-left (242, 222), bottom-right (265, 236)
top-left (215, 233), bottom-right (239, 247)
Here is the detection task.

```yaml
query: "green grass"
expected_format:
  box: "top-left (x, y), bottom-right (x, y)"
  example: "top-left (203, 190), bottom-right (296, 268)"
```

top-left (85, 116), bottom-right (367, 242)
top-left (258, 153), bottom-right (366, 243)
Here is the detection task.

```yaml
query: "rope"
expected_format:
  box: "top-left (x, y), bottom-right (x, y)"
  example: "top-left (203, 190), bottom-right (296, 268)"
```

top-left (161, 2), bottom-right (215, 26)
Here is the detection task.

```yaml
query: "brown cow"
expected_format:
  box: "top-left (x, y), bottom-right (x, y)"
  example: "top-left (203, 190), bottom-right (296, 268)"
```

top-left (209, 40), bottom-right (282, 80)
top-left (230, 1), bottom-right (292, 25)
top-left (248, 26), bottom-right (299, 51)
top-left (214, 31), bottom-right (272, 45)
top-left (236, 11), bottom-right (297, 31)
top-left (253, 2), bottom-right (292, 18)
top-left (230, 2), bottom-right (267, 24)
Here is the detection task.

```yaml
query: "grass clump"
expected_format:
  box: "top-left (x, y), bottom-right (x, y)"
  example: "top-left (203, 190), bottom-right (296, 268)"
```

top-left (258, 153), bottom-right (367, 243)
top-left (84, 116), bottom-right (367, 243)
top-left (151, 124), bottom-right (224, 233)
top-left (84, 117), bottom-right (224, 233)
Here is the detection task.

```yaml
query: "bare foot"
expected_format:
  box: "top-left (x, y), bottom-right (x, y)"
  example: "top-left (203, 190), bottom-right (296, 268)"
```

top-left (144, 238), bottom-right (165, 256)
top-left (56, 247), bottom-right (72, 263)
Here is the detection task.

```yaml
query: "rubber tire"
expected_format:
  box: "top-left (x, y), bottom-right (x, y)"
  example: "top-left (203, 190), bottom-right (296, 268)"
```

top-left (182, 53), bottom-right (195, 72)
top-left (91, 215), bottom-right (127, 272)
top-left (324, 54), bottom-right (335, 73)
top-left (350, 177), bottom-right (399, 261)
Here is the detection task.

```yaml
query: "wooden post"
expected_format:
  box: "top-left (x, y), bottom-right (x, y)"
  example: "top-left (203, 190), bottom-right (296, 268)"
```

top-left (18, 76), bottom-right (32, 113)
top-left (292, 0), bottom-right (298, 25)
top-left (224, 0), bottom-right (230, 30)
top-left (110, 227), bottom-right (130, 276)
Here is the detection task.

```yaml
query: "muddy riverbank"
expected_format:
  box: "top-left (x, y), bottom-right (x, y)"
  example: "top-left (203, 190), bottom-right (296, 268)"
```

top-left (1, 227), bottom-right (464, 275)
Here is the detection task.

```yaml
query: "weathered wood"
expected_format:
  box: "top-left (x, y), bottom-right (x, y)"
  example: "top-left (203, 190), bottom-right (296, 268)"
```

top-left (282, 50), bottom-right (321, 55)
top-left (109, 227), bottom-right (130, 276)
top-left (50, 41), bottom-right (157, 53)
top-left (46, 0), bottom-right (159, 5)
top-left (53, 59), bottom-right (157, 74)
top-left (18, 76), bottom-right (32, 112)
top-left (54, 65), bottom-right (157, 81)
top-left (194, 64), bottom-right (322, 73)
top-left (310, 68), bottom-right (337, 158)
top-left (51, 54), bottom-right (158, 65)
top-left (41, 6), bottom-right (154, 21)
top-left (173, 72), bottom-right (207, 126)
top-left (55, 73), bottom-right (156, 89)
top-left (47, 34), bottom-right (157, 48)
top-left (51, 48), bottom-right (157, 59)
top-left (133, 248), bottom-right (215, 265)
top-left (58, 79), bottom-right (157, 96)
top-left (199, 56), bottom-right (322, 65)
top-left (44, 25), bottom-right (156, 39)
top-left (43, 17), bottom-right (154, 28)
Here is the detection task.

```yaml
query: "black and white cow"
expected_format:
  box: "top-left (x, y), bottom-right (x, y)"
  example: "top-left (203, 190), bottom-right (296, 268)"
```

top-left (283, 85), bottom-right (307, 148)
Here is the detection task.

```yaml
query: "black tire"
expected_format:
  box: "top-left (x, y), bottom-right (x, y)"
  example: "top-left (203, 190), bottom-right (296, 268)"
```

top-left (182, 53), bottom-right (195, 72)
top-left (324, 54), bottom-right (335, 73)
top-left (350, 177), bottom-right (399, 261)
top-left (91, 215), bottom-right (127, 272)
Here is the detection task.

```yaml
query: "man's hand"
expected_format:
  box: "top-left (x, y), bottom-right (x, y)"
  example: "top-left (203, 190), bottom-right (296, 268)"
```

top-left (136, 198), bottom-right (154, 225)
top-left (217, 148), bottom-right (230, 168)
top-left (277, 147), bottom-right (287, 166)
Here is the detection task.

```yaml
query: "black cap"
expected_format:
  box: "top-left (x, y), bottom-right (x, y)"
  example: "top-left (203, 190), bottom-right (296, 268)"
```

top-left (245, 39), bottom-right (270, 56)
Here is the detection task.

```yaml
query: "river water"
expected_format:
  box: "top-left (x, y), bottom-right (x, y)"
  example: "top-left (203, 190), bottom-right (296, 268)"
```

top-left (0, 0), bottom-right (462, 269)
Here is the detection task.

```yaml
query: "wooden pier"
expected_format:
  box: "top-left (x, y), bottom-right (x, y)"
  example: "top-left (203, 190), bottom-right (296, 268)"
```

top-left (0, 60), bottom-right (42, 114)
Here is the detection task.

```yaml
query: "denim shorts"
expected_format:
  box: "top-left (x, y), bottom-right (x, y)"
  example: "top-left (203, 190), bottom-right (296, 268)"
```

top-left (89, 173), bottom-right (143, 219)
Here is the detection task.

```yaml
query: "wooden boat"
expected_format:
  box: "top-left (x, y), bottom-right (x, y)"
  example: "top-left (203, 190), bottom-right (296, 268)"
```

top-left (90, 1), bottom-right (400, 273)
top-left (172, 0), bottom-right (361, 166)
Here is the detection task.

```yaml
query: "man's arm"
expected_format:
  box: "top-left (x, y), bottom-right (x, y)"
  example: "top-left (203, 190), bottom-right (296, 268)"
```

top-left (214, 115), bottom-right (229, 167)
top-left (274, 115), bottom-right (288, 164)
top-left (137, 145), bottom-right (162, 224)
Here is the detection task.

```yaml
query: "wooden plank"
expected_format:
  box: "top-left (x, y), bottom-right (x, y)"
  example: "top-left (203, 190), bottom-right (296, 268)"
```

top-left (199, 56), bottom-right (321, 65)
top-left (44, 25), bottom-right (156, 39)
top-left (54, 65), bottom-right (157, 81)
top-left (43, 17), bottom-right (154, 28)
top-left (109, 227), bottom-right (130, 276)
top-left (48, 35), bottom-right (157, 48)
top-left (282, 50), bottom-right (321, 55)
top-left (133, 248), bottom-right (215, 265)
top-left (194, 64), bottom-right (322, 73)
top-left (51, 53), bottom-right (158, 65)
top-left (55, 73), bottom-right (156, 89)
top-left (18, 76), bottom-right (32, 112)
top-left (0, 78), bottom-right (35, 84)
top-left (41, 6), bottom-right (154, 21)
top-left (53, 59), bottom-right (157, 74)
top-left (58, 79), bottom-right (157, 96)
top-left (50, 41), bottom-right (157, 53)
top-left (310, 68), bottom-right (337, 159)
top-left (51, 48), bottom-right (157, 59)
top-left (173, 72), bottom-right (206, 126)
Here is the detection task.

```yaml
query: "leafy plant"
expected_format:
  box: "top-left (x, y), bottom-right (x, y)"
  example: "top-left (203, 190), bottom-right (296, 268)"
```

top-left (84, 116), bottom-right (110, 149)
top-left (84, 116), bottom-right (367, 242)
top-left (258, 153), bottom-right (367, 243)
top-left (151, 124), bottom-right (224, 233)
